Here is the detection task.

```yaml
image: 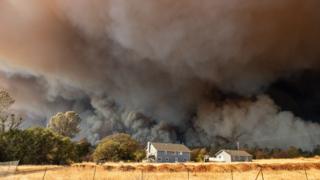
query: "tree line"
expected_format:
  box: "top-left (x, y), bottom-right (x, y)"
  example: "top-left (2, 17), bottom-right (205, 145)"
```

top-left (0, 89), bottom-right (145, 164)
top-left (1, 89), bottom-right (320, 164)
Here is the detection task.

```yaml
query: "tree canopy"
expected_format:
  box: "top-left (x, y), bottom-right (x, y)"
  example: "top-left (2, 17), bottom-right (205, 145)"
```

top-left (48, 111), bottom-right (81, 138)
top-left (0, 128), bottom-right (78, 164)
top-left (0, 89), bottom-right (22, 133)
top-left (93, 133), bottom-right (144, 162)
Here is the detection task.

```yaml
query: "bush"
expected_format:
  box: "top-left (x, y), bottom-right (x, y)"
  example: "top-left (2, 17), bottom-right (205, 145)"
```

top-left (75, 138), bottom-right (93, 162)
top-left (93, 133), bottom-right (143, 162)
top-left (191, 148), bottom-right (208, 162)
top-left (0, 128), bottom-right (78, 164)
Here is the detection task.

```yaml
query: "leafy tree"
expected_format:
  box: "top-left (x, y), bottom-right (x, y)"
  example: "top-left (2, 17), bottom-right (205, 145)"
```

top-left (191, 148), bottom-right (208, 162)
top-left (75, 138), bottom-right (93, 162)
top-left (254, 149), bottom-right (270, 159)
top-left (313, 145), bottom-right (320, 156)
top-left (133, 149), bottom-right (146, 162)
top-left (287, 146), bottom-right (301, 158)
top-left (0, 128), bottom-right (78, 164)
top-left (0, 89), bottom-right (22, 133)
top-left (93, 133), bottom-right (142, 162)
top-left (48, 111), bottom-right (81, 138)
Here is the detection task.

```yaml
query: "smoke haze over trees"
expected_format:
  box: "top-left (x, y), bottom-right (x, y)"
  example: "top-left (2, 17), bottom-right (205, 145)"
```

top-left (48, 111), bottom-right (81, 138)
top-left (0, 0), bottom-right (320, 149)
top-left (0, 89), bottom-right (22, 133)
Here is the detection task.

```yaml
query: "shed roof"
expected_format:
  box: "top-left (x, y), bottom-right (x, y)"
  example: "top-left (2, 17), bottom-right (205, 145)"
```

top-left (151, 142), bottom-right (191, 152)
top-left (216, 149), bottom-right (252, 157)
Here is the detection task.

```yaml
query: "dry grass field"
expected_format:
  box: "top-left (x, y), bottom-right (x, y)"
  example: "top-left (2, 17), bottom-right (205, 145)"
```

top-left (1, 157), bottom-right (320, 180)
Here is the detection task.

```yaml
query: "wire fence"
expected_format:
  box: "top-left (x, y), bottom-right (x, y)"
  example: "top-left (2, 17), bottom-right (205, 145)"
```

top-left (0, 161), bottom-right (19, 176)
top-left (2, 164), bottom-right (320, 180)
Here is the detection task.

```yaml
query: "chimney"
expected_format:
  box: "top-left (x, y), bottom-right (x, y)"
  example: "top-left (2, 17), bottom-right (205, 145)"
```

top-left (147, 141), bottom-right (151, 153)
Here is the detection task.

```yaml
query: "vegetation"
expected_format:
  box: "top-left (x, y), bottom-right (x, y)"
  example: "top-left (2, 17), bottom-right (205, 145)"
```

top-left (2, 88), bottom-right (320, 165)
top-left (0, 128), bottom-right (78, 164)
top-left (93, 133), bottom-right (144, 162)
top-left (191, 148), bottom-right (208, 162)
top-left (243, 146), bottom-right (311, 159)
top-left (48, 111), bottom-right (81, 138)
top-left (0, 89), bottom-right (23, 133)
top-left (75, 138), bottom-right (93, 162)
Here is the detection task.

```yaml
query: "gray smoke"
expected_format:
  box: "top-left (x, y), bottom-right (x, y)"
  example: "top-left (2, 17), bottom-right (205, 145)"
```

top-left (0, 0), bottom-right (320, 149)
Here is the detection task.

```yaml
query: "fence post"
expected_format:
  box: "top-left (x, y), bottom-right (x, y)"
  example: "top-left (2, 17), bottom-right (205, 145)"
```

top-left (93, 165), bottom-right (97, 180)
top-left (42, 167), bottom-right (47, 180)
top-left (304, 167), bottom-right (309, 180)
top-left (187, 169), bottom-right (190, 180)
top-left (15, 160), bottom-right (20, 173)
top-left (260, 168), bottom-right (264, 180)
top-left (141, 170), bottom-right (144, 180)
top-left (254, 168), bottom-right (261, 180)
top-left (231, 169), bottom-right (234, 180)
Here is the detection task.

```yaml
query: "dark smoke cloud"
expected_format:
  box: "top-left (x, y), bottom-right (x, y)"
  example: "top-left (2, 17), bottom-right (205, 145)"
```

top-left (0, 0), bottom-right (320, 149)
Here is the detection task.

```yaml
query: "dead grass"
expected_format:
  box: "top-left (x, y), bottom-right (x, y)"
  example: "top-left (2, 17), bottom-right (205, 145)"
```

top-left (2, 157), bottom-right (320, 180)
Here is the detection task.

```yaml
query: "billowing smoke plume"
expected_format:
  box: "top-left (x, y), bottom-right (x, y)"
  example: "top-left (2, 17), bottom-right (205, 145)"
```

top-left (1, 0), bottom-right (320, 149)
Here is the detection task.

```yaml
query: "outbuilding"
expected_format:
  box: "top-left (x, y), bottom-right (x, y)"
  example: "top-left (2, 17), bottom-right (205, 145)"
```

top-left (211, 149), bottom-right (253, 163)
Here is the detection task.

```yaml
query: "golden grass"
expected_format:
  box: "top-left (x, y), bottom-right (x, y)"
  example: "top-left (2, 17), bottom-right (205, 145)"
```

top-left (2, 157), bottom-right (320, 180)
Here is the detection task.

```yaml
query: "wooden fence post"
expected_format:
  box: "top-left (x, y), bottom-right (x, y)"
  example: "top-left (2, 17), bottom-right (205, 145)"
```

top-left (254, 168), bottom-right (261, 180)
top-left (187, 169), bottom-right (190, 180)
top-left (231, 169), bottom-right (234, 180)
top-left (42, 167), bottom-right (47, 180)
top-left (141, 170), bottom-right (144, 180)
top-left (260, 168), bottom-right (264, 180)
top-left (304, 167), bottom-right (309, 180)
top-left (93, 165), bottom-right (97, 180)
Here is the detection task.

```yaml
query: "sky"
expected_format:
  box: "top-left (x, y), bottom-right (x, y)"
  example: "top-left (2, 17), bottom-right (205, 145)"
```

top-left (0, 0), bottom-right (320, 149)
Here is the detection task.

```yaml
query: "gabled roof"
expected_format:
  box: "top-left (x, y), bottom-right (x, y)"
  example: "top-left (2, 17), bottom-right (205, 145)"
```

top-left (151, 142), bottom-right (191, 153)
top-left (216, 149), bottom-right (252, 157)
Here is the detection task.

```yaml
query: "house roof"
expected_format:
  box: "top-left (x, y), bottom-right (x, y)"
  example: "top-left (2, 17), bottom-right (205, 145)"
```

top-left (216, 149), bottom-right (252, 157)
top-left (151, 142), bottom-right (191, 152)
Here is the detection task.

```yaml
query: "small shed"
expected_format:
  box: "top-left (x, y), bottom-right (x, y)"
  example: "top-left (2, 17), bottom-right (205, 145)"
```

top-left (214, 149), bottom-right (253, 163)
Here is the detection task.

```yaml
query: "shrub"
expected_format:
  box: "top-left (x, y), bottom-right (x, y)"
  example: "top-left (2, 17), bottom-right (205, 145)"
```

top-left (93, 133), bottom-right (143, 162)
top-left (0, 128), bottom-right (78, 164)
top-left (191, 148), bottom-right (208, 162)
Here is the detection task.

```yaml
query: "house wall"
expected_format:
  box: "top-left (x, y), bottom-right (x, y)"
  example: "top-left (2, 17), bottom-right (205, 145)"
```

top-left (146, 143), bottom-right (190, 163)
top-left (156, 151), bottom-right (190, 163)
top-left (146, 143), bottom-right (158, 160)
top-left (231, 156), bottom-right (252, 162)
top-left (213, 151), bottom-right (253, 163)
top-left (217, 151), bottom-right (232, 163)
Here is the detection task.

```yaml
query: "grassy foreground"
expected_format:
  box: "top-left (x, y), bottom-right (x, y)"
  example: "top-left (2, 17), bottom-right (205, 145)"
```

top-left (2, 158), bottom-right (320, 180)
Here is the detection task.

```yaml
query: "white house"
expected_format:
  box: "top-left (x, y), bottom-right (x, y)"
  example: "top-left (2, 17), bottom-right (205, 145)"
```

top-left (146, 142), bottom-right (191, 163)
top-left (206, 149), bottom-right (253, 163)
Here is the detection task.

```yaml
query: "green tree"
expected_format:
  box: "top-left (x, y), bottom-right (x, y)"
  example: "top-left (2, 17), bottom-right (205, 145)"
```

top-left (93, 133), bottom-right (142, 162)
top-left (191, 148), bottom-right (208, 162)
top-left (0, 128), bottom-right (78, 164)
top-left (133, 149), bottom-right (146, 162)
top-left (313, 145), bottom-right (320, 156)
top-left (0, 89), bottom-right (22, 133)
top-left (48, 111), bottom-right (81, 138)
top-left (287, 146), bottom-right (301, 158)
top-left (75, 138), bottom-right (93, 162)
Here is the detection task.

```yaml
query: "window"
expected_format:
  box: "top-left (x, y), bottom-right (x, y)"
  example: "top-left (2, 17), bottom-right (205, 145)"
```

top-left (180, 152), bottom-right (183, 155)
top-left (158, 157), bottom-right (162, 161)
top-left (158, 151), bottom-right (164, 155)
top-left (166, 157), bottom-right (169, 162)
